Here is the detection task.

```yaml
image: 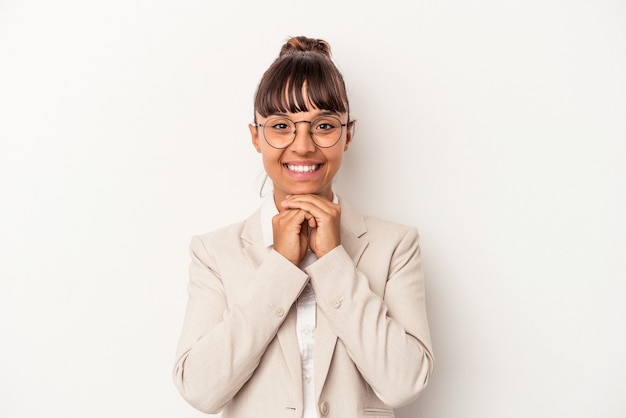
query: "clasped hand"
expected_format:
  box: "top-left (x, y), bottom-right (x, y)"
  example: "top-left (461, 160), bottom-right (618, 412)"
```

top-left (272, 194), bottom-right (341, 265)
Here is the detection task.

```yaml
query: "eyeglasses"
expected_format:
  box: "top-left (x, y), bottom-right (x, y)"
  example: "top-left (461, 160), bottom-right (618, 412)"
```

top-left (255, 115), bottom-right (347, 149)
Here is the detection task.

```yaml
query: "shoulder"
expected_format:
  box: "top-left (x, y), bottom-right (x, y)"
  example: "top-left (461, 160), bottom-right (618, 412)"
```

top-left (366, 213), bottom-right (419, 237)
top-left (193, 221), bottom-right (244, 247)
top-left (362, 213), bottom-right (421, 261)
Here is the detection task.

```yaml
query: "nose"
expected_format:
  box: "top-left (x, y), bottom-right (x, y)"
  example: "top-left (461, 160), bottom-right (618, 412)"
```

top-left (289, 121), bottom-right (316, 154)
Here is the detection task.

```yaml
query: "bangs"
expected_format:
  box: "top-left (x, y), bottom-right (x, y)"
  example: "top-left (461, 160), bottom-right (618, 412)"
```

top-left (255, 53), bottom-right (348, 118)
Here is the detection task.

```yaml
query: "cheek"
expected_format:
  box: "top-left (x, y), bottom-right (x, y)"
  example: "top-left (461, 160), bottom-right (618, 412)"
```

top-left (327, 149), bottom-right (345, 166)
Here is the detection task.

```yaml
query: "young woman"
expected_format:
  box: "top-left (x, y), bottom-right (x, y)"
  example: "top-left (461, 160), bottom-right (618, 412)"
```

top-left (173, 36), bottom-right (434, 418)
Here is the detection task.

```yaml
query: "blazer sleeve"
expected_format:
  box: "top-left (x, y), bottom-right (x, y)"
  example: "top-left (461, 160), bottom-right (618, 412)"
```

top-left (173, 235), bottom-right (308, 413)
top-left (304, 226), bottom-right (434, 408)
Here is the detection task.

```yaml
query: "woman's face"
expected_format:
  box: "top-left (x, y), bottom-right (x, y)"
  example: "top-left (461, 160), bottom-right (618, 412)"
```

top-left (250, 106), bottom-right (353, 205)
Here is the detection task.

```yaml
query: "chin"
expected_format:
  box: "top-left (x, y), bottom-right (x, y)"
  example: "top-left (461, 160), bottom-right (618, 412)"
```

top-left (292, 186), bottom-right (332, 197)
top-left (281, 183), bottom-right (324, 196)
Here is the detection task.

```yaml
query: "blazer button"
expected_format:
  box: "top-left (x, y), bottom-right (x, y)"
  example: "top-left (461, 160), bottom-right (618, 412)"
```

top-left (319, 400), bottom-right (329, 416)
top-left (274, 307), bottom-right (285, 317)
top-left (331, 298), bottom-right (342, 309)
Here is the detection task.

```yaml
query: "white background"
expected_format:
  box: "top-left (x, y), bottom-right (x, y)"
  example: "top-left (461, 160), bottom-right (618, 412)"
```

top-left (1, 1), bottom-right (625, 417)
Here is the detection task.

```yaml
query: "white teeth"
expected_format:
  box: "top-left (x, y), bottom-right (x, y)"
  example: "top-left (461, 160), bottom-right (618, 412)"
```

top-left (286, 164), bottom-right (319, 173)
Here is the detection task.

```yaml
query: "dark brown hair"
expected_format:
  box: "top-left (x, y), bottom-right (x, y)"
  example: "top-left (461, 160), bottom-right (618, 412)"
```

top-left (253, 36), bottom-right (349, 120)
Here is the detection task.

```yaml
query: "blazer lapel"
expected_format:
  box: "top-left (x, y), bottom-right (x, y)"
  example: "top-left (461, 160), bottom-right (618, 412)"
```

top-left (240, 209), bottom-right (304, 401)
top-left (315, 198), bottom-right (369, 401)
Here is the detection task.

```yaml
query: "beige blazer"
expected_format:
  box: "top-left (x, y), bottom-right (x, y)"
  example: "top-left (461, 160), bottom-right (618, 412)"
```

top-left (173, 198), bottom-right (434, 418)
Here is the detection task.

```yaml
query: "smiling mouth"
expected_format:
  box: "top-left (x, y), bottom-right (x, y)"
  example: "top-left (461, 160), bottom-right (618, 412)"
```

top-left (284, 163), bottom-right (322, 173)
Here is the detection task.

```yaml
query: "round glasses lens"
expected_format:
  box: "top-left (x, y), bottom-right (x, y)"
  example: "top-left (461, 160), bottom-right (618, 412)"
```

top-left (263, 117), bottom-right (296, 148)
top-left (310, 116), bottom-right (343, 147)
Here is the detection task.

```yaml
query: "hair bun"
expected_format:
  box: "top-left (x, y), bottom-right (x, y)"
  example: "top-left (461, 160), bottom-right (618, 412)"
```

top-left (279, 36), bottom-right (332, 58)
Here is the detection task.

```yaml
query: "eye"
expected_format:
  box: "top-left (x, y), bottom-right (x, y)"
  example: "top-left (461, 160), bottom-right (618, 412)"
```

top-left (313, 117), bottom-right (339, 131)
top-left (271, 123), bottom-right (289, 130)
top-left (266, 118), bottom-right (293, 132)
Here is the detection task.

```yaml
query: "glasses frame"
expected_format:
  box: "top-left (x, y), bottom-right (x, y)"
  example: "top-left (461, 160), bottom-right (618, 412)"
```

top-left (254, 115), bottom-right (348, 149)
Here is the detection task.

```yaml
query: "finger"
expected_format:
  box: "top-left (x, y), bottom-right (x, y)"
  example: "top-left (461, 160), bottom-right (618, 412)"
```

top-left (299, 220), bottom-right (309, 237)
top-left (282, 194), bottom-right (334, 209)
top-left (274, 208), bottom-right (317, 231)
top-left (281, 198), bottom-right (339, 221)
top-left (299, 209), bottom-right (317, 228)
top-left (281, 194), bottom-right (333, 211)
top-left (274, 207), bottom-right (306, 222)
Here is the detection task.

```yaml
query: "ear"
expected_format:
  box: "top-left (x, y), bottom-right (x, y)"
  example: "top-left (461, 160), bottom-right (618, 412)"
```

top-left (249, 123), bottom-right (262, 153)
top-left (343, 120), bottom-right (356, 151)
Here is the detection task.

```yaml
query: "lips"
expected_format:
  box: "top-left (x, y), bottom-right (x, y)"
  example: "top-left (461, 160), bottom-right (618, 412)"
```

top-left (284, 163), bottom-right (322, 173)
